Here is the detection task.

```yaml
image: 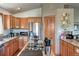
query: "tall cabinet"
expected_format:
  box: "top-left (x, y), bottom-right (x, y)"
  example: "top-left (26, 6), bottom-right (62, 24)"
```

top-left (44, 16), bottom-right (55, 55)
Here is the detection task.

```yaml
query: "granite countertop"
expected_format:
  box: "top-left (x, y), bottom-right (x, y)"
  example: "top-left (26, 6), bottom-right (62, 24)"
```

top-left (0, 36), bottom-right (17, 46)
top-left (62, 39), bottom-right (79, 47)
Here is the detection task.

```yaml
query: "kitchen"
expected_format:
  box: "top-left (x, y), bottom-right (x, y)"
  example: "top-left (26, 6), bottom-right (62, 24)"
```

top-left (0, 3), bottom-right (79, 56)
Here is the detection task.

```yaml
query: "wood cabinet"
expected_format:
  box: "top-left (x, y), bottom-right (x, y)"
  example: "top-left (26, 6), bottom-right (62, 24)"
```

top-left (67, 43), bottom-right (75, 56)
top-left (4, 40), bottom-right (14, 56)
top-left (28, 17), bottom-right (42, 23)
top-left (4, 43), bottom-right (10, 56)
top-left (14, 17), bottom-right (20, 28)
top-left (20, 18), bottom-right (28, 29)
top-left (4, 37), bottom-right (19, 56)
top-left (3, 15), bottom-right (10, 29)
top-left (10, 16), bottom-right (15, 29)
top-left (61, 40), bottom-right (68, 56)
top-left (33, 17), bottom-right (42, 23)
top-left (10, 16), bottom-right (20, 29)
top-left (9, 40), bottom-right (14, 56)
top-left (13, 38), bottom-right (19, 54)
top-left (19, 36), bottom-right (28, 50)
top-left (61, 40), bottom-right (77, 56)
top-left (10, 16), bottom-right (42, 29)
top-left (44, 16), bottom-right (55, 55)
top-left (44, 16), bottom-right (55, 39)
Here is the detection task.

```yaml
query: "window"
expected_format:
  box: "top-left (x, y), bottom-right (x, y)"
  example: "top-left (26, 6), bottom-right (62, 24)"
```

top-left (0, 14), bottom-right (3, 34)
top-left (36, 23), bottom-right (39, 36)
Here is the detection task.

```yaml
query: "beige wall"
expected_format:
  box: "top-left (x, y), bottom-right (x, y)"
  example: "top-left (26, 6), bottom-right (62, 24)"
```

top-left (42, 4), bottom-right (64, 17)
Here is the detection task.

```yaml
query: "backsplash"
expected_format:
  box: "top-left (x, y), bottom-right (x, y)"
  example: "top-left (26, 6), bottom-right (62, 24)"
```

top-left (3, 29), bottom-right (10, 36)
top-left (10, 29), bottom-right (29, 33)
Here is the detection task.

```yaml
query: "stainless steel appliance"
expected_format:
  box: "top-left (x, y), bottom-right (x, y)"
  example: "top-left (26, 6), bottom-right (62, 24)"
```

top-left (20, 32), bottom-right (28, 36)
top-left (29, 22), bottom-right (42, 40)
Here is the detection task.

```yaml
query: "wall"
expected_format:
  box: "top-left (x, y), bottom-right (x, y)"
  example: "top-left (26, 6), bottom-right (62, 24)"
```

top-left (42, 4), bottom-right (64, 17)
top-left (74, 8), bottom-right (79, 23)
top-left (13, 8), bottom-right (41, 18)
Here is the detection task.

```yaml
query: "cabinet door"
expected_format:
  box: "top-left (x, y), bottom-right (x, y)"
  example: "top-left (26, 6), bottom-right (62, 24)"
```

top-left (3, 15), bottom-right (10, 29)
top-left (10, 16), bottom-right (15, 29)
top-left (4, 46), bottom-right (9, 56)
top-left (8, 40), bottom-right (14, 56)
top-left (10, 16), bottom-right (13, 28)
top-left (34, 17), bottom-right (42, 23)
top-left (44, 18), bottom-right (49, 38)
top-left (28, 17), bottom-right (34, 23)
top-left (67, 47), bottom-right (75, 56)
top-left (19, 38), bottom-right (23, 50)
top-left (4, 43), bottom-right (10, 56)
top-left (61, 40), bottom-right (68, 56)
top-left (44, 16), bottom-right (55, 39)
top-left (13, 38), bottom-right (19, 53)
top-left (61, 45), bottom-right (67, 56)
top-left (14, 17), bottom-right (20, 28)
top-left (67, 43), bottom-right (75, 56)
top-left (9, 44), bottom-right (13, 56)
top-left (20, 18), bottom-right (28, 29)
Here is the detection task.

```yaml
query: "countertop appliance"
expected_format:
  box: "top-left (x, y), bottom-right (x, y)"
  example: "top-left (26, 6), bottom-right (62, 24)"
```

top-left (10, 32), bottom-right (15, 37)
top-left (66, 34), bottom-right (74, 39)
top-left (20, 32), bottom-right (28, 36)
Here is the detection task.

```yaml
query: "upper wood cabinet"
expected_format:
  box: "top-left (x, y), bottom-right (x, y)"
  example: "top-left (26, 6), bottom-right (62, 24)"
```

top-left (10, 16), bottom-right (15, 29)
top-left (34, 17), bottom-right (42, 23)
top-left (14, 17), bottom-right (20, 28)
top-left (3, 15), bottom-right (10, 30)
top-left (44, 16), bottom-right (55, 55)
top-left (10, 16), bottom-right (20, 29)
top-left (44, 16), bottom-right (55, 39)
top-left (28, 17), bottom-right (42, 23)
top-left (20, 18), bottom-right (28, 29)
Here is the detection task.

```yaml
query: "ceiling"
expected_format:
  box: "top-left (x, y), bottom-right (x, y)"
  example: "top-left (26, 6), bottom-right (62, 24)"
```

top-left (0, 3), bottom-right (79, 14)
top-left (0, 3), bottom-right (42, 14)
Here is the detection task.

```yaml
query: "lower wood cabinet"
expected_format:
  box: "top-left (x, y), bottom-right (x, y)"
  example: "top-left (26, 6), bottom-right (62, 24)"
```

top-left (19, 37), bottom-right (28, 50)
top-left (3, 37), bottom-right (19, 56)
top-left (0, 36), bottom-right (28, 56)
top-left (61, 40), bottom-right (79, 56)
top-left (4, 44), bottom-right (10, 56)
top-left (61, 40), bottom-right (68, 56)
